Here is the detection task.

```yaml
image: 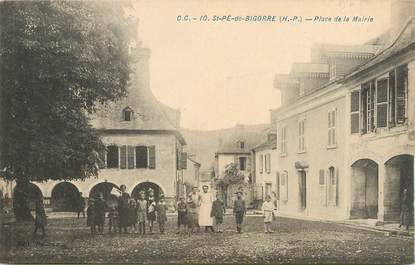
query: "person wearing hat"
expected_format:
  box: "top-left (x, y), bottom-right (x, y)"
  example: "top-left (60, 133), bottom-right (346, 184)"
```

top-left (199, 185), bottom-right (214, 232)
top-left (86, 198), bottom-right (96, 235)
top-left (117, 184), bottom-right (130, 234)
top-left (233, 191), bottom-right (246, 233)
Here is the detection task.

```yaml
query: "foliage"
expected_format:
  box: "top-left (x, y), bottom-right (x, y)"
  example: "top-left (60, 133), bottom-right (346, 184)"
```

top-left (0, 1), bottom-right (136, 220)
top-left (222, 163), bottom-right (245, 186)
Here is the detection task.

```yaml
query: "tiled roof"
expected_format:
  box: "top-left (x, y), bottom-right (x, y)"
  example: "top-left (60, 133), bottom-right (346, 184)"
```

top-left (312, 43), bottom-right (382, 55)
top-left (291, 63), bottom-right (329, 74)
top-left (346, 17), bottom-right (415, 79)
top-left (253, 138), bottom-right (277, 151)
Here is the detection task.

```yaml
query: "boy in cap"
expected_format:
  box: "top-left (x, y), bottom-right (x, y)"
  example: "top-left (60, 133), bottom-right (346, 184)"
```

top-left (233, 191), bottom-right (246, 233)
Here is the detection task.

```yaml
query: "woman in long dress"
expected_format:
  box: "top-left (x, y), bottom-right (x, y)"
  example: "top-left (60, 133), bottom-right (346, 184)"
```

top-left (198, 185), bottom-right (214, 232)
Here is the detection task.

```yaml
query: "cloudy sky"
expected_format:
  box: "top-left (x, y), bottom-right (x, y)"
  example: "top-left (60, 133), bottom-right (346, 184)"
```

top-left (134, 0), bottom-right (390, 130)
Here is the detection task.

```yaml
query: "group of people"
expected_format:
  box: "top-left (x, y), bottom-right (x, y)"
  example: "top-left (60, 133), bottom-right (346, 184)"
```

top-left (86, 185), bottom-right (167, 235)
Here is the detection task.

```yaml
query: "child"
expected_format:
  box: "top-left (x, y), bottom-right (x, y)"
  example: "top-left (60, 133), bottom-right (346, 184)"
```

top-left (211, 193), bottom-right (226, 233)
top-left (233, 191), bottom-right (246, 233)
top-left (108, 205), bottom-right (119, 233)
top-left (137, 191), bottom-right (147, 235)
top-left (86, 199), bottom-right (96, 235)
top-left (156, 195), bottom-right (168, 234)
top-left (262, 195), bottom-right (275, 233)
top-left (147, 188), bottom-right (156, 234)
top-left (176, 197), bottom-right (188, 234)
top-left (94, 193), bottom-right (106, 234)
top-left (128, 199), bottom-right (138, 233)
top-left (33, 196), bottom-right (47, 238)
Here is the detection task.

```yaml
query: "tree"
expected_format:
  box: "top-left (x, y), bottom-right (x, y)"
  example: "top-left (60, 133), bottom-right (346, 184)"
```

top-left (0, 1), bottom-right (137, 220)
top-left (215, 163), bottom-right (246, 206)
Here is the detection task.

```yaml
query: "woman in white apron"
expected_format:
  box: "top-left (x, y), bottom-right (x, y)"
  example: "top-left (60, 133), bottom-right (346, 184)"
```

top-left (198, 185), bottom-right (214, 232)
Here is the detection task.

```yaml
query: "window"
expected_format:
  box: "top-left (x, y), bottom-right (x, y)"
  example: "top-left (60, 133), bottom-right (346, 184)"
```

top-left (265, 153), bottom-right (271, 174)
top-left (280, 171), bottom-right (288, 201)
top-left (350, 90), bottom-right (360, 133)
top-left (259, 154), bottom-right (264, 173)
top-left (281, 126), bottom-right (287, 154)
top-left (376, 78), bottom-right (389, 128)
top-left (319, 169), bottom-right (327, 206)
top-left (239, 157), bottom-right (247, 171)
top-left (120, 145), bottom-right (127, 169)
top-left (98, 148), bottom-right (106, 169)
top-left (135, 146), bottom-right (148, 168)
top-left (123, 107), bottom-right (133, 121)
top-left (239, 141), bottom-right (245, 149)
top-left (327, 167), bottom-right (338, 206)
top-left (350, 64), bottom-right (408, 134)
top-left (106, 145), bottom-right (119, 168)
top-left (298, 120), bottom-right (305, 152)
top-left (328, 109), bottom-right (336, 146)
top-left (127, 146), bottom-right (135, 169)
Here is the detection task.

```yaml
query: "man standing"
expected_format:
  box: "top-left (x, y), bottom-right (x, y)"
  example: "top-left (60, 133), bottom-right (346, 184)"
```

top-left (400, 188), bottom-right (412, 231)
top-left (76, 192), bottom-right (85, 218)
top-left (117, 184), bottom-right (130, 234)
top-left (233, 191), bottom-right (246, 233)
top-left (189, 186), bottom-right (201, 231)
top-left (198, 185), bottom-right (214, 232)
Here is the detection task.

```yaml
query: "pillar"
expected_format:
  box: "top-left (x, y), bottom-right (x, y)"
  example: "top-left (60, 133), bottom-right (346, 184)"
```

top-left (378, 164), bottom-right (386, 223)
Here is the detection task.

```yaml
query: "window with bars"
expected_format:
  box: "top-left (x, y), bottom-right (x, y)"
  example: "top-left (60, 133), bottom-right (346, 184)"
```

top-left (328, 109), bottom-right (336, 146)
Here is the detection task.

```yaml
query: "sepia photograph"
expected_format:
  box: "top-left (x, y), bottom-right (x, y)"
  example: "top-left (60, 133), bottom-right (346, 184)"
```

top-left (0, 0), bottom-right (414, 264)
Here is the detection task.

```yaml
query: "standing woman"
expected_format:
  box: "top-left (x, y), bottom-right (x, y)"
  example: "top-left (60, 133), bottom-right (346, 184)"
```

top-left (33, 195), bottom-right (47, 238)
top-left (118, 184), bottom-right (130, 234)
top-left (262, 195), bottom-right (274, 233)
top-left (198, 185), bottom-right (214, 232)
top-left (137, 190), bottom-right (148, 234)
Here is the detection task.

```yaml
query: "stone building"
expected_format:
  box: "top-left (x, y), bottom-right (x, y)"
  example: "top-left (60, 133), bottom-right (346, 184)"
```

top-left (269, 0), bottom-right (415, 223)
top-left (1, 47), bottom-right (190, 209)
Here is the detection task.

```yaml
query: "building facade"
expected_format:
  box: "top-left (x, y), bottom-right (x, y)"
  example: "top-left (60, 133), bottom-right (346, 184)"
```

top-left (1, 47), bottom-right (190, 209)
top-left (269, 2), bottom-right (415, 223)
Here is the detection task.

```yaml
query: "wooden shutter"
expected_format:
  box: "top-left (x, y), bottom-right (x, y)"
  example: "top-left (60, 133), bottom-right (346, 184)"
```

top-left (246, 156), bottom-right (251, 171)
top-left (259, 155), bottom-right (263, 173)
top-left (376, 78), bottom-right (388, 128)
top-left (148, 145), bottom-right (156, 169)
top-left (180, 152), bottom-right (187, 170)
top-left (350, 91), bottom-right (360, 133)
top-left (98, 148), bottom-right (106, 169)
top-left (280, 171), bottom-right (288, 201)
top-left (396, 65), bottom-right (407, 124)
top-left (127, 146), bottom-right (135, 169)
top-left (120, 145), bottom-right (127, 169)
top-left (319, 169), bottom-right (327, 206)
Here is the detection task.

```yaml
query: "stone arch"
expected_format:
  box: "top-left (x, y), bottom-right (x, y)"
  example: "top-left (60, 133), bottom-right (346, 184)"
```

top-left (13, 182), bottom-right (43, 210)
top-left (50, 182), bottom-right (80, 212)
top-left (350, 158), bottom-right (379, 219)
top-left (130, 181), bottom-right (165, 201)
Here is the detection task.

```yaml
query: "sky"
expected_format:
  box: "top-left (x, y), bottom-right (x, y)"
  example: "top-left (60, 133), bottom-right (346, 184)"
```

top-left (133, 0), bottom-right (390, 131)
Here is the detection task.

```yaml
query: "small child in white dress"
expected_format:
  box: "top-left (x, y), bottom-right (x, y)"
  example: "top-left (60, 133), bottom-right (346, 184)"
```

top-left (262, 195), bottom-right (275, 233)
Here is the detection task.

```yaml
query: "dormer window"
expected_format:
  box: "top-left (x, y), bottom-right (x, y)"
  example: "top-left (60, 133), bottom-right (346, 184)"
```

top-left (123, 107), bottom-right (133, 121)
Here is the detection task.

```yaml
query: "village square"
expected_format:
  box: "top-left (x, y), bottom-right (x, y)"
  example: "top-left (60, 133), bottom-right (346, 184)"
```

top-left (0, 0), bottom-right (414, 264)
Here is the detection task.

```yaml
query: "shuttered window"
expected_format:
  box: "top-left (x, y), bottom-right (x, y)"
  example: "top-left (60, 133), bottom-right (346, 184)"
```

top-left (396, 64), bottom-right (408, 124)
top-left (328, 109), bottom-right (336, 146)
top-left (259, 155), bottom-right (263, 173)
top-left (281, 126), bottom-right (287, 154)
top-left (107, 145), bottom-right (119, 168)
top-left (376, 78), bottom-right (389, 128)
top-left (327, 167), bottom-right (338, 206)
top-left (239, 157), bottom-right (247, 171)
top-left (319, 169), bottom-right (327, 206)
top-left (298, 120), bottom-right (305, 151)
top-left (266, 154), bottom-right (271, 173)
top-left (350, 91), bottom-right (360, 133)
top-left (148, 145), bottom-right (156, 169)
top-left (127, 146), bottom-right (135, 169)
top-left (136, 146), bottom-right (148, 168)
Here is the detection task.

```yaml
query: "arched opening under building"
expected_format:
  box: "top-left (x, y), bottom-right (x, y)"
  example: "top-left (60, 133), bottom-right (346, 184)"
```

top-left (384, 154), bottom-right (414, 223)
top-left (13, 182), bottom-right (43, 210)
top-left (350, 159), bottom-right (379, 219)
top-left (89, 182), bottom-right (119, 208)
top-left (131, 182), bottom-right (163, 201)
top-left (51, 182), bottom-right (80, 212)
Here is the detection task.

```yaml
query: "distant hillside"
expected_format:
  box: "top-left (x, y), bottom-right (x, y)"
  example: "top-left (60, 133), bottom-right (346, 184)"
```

top-left (180, 124), bottom-right (269, 173)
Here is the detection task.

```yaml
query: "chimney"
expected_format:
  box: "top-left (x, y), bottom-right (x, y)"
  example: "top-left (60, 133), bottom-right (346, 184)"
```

top-left (390, 0), bottom-right (415, 38)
